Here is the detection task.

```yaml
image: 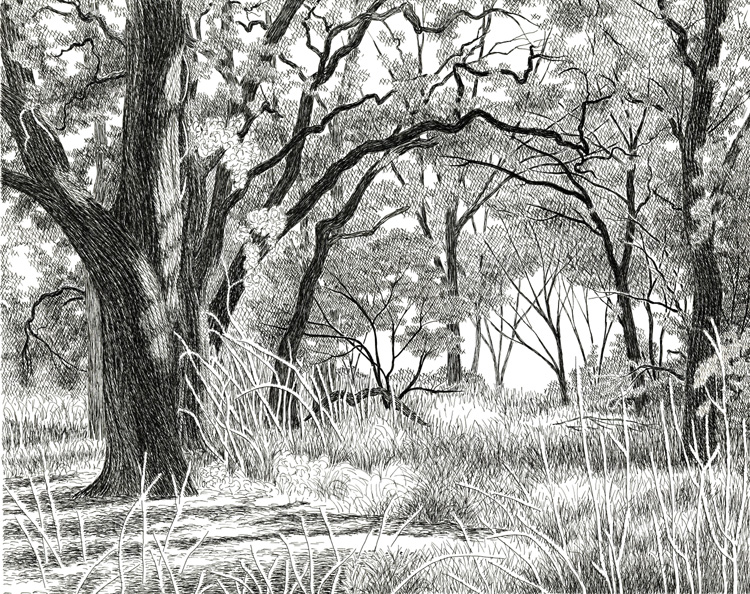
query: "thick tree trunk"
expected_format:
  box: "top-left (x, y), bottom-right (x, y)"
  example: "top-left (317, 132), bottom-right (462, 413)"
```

top-left (85, 118), bottom-right (110, 440)
top-left (2, 0), bottom-right (195, 496)
top-left (682, 245), bottom-right (722, 458)
top-left (84, 0), bottom-right (196, 495)
top-left (85, 278), bottom-right (105, 440)
top-left (80, 262), bottom-right (193, 498)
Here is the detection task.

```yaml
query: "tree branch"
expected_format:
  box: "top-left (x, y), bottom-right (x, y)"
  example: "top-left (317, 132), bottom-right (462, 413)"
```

top-left (656, 0), bottom-right (698, 76)
top-left (336, 206), bottom-right (408, 241)
top-left (20, 286), bottom-right (86, 379)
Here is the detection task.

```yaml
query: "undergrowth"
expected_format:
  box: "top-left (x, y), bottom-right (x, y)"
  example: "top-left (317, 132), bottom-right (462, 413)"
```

top-left (3, 325), bottom-right (749, 593)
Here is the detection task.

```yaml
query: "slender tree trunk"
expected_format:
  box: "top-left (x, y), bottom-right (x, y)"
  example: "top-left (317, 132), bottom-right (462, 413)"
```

top-left (618, 161), bottom-right (644, 385)
top-left (175, 56), bottom-right (209, 448)
top-left (555, 328), bottom-right (569, 405)
top-left (499, 323), bottom-right (515, 387)
top-left (270, 165), bottom-right (383, 428)
top-left (470, 314), bottom-right (482, 374)
top-left (176, 275), bottom-right (207, 447)
top-left (615, 282), bottom-right (643, 383)
top-left (445, 203), bottom-right (462, 384)
top-left (677, 0), bottom-right (728, 462)
top-left (645, 298), bottom-right (658, 380)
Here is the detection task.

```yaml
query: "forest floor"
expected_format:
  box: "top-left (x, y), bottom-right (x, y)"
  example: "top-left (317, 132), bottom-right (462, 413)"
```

top-left (3, 470), bottom-right (477, 594)
top-left (3, 382), bottom-right (749, 593)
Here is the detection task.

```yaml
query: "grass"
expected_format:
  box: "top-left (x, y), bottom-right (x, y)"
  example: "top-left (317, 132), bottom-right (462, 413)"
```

top-left (3, 328), bottom-right (749, 592)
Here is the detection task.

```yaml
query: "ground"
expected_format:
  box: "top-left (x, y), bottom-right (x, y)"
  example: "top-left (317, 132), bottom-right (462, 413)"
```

top-left (3, 378), bottom-right (749, 593)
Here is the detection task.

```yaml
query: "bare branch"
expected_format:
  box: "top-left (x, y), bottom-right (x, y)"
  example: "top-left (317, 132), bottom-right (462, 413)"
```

top-left (655, 0), bottom-right (698, 76)
top-left (53, 0), bottom-right (124, 45)
top-left (20, 286), bottom-right (86, 378)
top-left (336, 206), bottom-right (409, 241)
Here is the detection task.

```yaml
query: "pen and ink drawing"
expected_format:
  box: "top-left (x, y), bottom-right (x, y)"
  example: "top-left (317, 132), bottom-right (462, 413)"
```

top-left (1, 0), bottom-right (749, 591)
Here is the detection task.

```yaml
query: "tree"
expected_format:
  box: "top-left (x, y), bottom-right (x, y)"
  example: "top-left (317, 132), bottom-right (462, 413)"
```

top-left (459, 215), bottom-right (519, 386)
top-left (0, 182), bottom-right (87, 399)
top-left (3, 0), bottom-right (585, 495)
top-left (455, 91), bottom-right (668, 389)
top-left (305, 228), bottom-right (459, 416)
top-left (266, 148), bottom-right (418, 427)
top-left (485, 217), bottom-right (586, 404)
top-left (456, 0), bottom-right (748, 452)
top-left (642, 0), bottom-right (747, 459)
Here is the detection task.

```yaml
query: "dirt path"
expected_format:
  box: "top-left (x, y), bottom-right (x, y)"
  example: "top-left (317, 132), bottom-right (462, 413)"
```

top-left (3, 471), bottom-right (482, 593)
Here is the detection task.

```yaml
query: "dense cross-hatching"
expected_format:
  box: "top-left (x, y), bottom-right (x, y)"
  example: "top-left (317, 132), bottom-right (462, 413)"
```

top-left (2, 0), bottom-right (749, 591)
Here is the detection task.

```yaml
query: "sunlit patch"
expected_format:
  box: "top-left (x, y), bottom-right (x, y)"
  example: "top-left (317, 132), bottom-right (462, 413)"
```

top-left (425, 400), bottom-right (502, 430)
top-left (271, 451), bottom-right (417, 515)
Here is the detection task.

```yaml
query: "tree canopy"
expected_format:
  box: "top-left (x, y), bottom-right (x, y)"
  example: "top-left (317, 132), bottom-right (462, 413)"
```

top-left (2, 0), bottom-right (749, 493)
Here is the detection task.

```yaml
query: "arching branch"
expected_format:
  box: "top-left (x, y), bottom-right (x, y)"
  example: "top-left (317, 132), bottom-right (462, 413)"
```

top-left (20, 286), bottom-right (87, 380)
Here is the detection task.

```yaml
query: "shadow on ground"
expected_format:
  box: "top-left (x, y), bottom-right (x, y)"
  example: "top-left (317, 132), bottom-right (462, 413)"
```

top-left (3, 470), bottom-right (485, 593)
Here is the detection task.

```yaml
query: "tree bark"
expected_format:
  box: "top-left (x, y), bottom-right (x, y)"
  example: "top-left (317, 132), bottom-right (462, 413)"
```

top-left (672, 0), bottom-right (728, 462)
top-left (617, 162), bottom-right (644, 383)
top-left (80, 256), bottom-right (193, 498)
top-left (85, 117), bottom-right (110, 440)
top-left (615, 278), bottom-right (643, 384)
top-left (84, 278), bottom-right (105, 439)
top-left (554, 319), bottom-right (569, 405)
top-left (2, 0), bottom-right (196, 497)
top-left (85, 0), bottom-right (195, 496)
top-left (445, 201), bottom-right (462, 384)
top-left (470, 315), bottom-right (482, 374)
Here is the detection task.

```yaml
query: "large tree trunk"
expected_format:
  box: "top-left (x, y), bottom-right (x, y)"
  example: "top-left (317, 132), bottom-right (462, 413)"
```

top-left (85, 118), bottom-right (110, 440)
top-left (2, 0), bottom-right (195, 496)
top-left (85, 0), bottom-right (196, 495)
top-left (80, 262), bottom-right (193, 498)
top-left (85, 279), bottom-right (105, 440)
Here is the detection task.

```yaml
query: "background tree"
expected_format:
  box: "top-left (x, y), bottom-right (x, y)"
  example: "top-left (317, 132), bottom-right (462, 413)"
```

top-left (485, 216), bottom-right (588, 404)
top-left (0, 185), bottom-right (87, 398)
top-left (628, 0), bottom-right (747, 458)
top-left (305, 228), bottom-right (459, 416)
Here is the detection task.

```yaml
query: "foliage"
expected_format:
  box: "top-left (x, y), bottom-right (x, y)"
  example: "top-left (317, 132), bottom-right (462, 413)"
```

top-left (696, 328), bottom-right (750, 422)
top-left (304, 228), bottom-right (462, 395)
top-left (1, 197), bottom-right (86, 393)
